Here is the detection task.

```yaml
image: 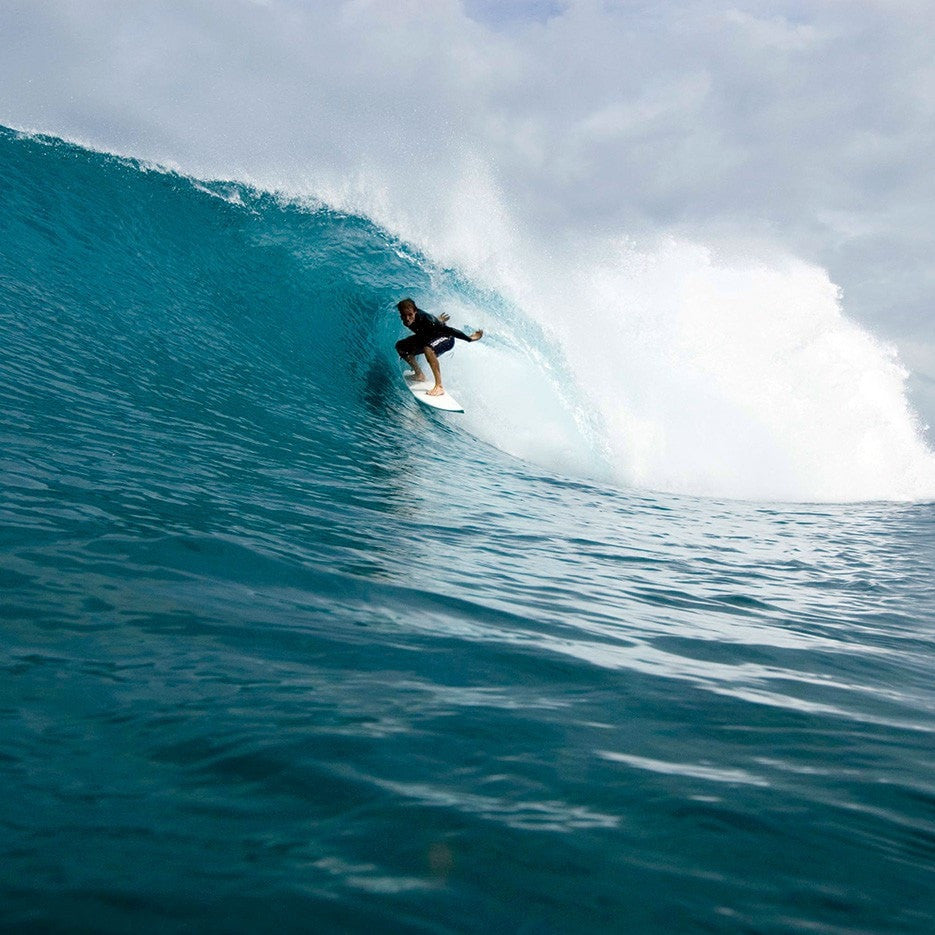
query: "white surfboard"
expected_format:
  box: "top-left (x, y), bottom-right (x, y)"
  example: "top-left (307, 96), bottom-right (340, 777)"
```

top-left (403, 371), bottom-right (464, 412)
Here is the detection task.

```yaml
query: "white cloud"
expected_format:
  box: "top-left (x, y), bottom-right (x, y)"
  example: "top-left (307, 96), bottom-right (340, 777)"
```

top-left (720, 9), bottom-right (820, 52)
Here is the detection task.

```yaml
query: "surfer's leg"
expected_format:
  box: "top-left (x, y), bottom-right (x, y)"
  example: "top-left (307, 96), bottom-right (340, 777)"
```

top-left (424, 346), bottom-right (444, 395)
top-left (402, 352), bottom-right (427, 382)
top-left (396, 337), bottom-right (427, 382)
top-left (423, 336), bottom-right (454, 396)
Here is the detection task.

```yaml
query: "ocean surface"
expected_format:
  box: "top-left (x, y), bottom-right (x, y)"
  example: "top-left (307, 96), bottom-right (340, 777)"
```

top-left (2, 127), bottom-right (934, 933)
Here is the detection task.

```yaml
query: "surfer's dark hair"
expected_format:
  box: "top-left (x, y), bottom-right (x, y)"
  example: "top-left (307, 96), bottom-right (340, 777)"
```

top-left (396, 298), bottom-right (416, 312)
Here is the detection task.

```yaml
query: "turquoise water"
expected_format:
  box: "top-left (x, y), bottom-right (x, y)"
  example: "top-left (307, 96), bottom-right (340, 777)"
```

top-left (2, 128), bottom-right (934, 932)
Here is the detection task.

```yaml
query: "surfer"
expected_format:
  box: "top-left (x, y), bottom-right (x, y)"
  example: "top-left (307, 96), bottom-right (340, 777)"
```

top-left (395, 298), bottom-right (483, 396)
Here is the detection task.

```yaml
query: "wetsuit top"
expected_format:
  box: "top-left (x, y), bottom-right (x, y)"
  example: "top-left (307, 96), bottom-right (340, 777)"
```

top-left (406, 309), bottom-right (471, 342)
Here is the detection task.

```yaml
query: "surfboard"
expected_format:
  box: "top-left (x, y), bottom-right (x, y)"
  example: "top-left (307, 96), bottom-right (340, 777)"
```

top-left (403, 371), bottom-right (464, 412)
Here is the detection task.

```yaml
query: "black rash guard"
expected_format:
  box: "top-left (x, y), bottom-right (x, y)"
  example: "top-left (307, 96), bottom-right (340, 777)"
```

top-left (406, 309), bottom-right (471, 343)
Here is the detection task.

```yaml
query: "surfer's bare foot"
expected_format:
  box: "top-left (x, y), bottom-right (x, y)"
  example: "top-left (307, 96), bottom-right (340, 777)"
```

top-left (428, 385), bottom-right (445, 396)
top-left (411, 370), bottom-right (427, 382)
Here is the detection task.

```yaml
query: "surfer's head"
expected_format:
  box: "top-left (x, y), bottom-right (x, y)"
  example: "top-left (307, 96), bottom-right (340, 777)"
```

top-left (397, 298), bottom-right (417, 326)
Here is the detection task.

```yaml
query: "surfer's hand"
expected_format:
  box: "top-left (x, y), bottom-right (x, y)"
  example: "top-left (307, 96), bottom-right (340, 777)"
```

top-left (439, 312), bottom-right (450, 323)
top-left (470, 330), bottom-right (483, 341)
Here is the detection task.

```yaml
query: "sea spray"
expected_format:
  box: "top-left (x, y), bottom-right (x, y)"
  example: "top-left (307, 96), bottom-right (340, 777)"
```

top-left (319, 171), bottom-right (935, 501)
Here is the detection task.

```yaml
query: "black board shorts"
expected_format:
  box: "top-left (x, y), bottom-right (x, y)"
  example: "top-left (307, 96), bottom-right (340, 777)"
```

top-left (395, 334), bottom-right (455, 357)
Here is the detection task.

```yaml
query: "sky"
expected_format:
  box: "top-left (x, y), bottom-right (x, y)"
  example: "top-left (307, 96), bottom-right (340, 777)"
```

top-left (1, 0), bottom-right (934, 440)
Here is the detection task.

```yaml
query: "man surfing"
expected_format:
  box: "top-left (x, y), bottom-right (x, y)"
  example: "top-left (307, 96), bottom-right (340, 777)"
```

top-left (395, 298), bottom-right (483, 396)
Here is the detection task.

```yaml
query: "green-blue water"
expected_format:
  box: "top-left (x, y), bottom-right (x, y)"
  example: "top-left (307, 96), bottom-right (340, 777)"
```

top-left (2, 128), bottom-right (934, 933)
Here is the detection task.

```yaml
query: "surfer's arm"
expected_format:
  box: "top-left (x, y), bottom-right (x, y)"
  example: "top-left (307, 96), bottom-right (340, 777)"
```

top-left (417, 309), bottom-right (481, 342)
top-left (439, 324), bottom-right (474, 341)
top-left (439, 324), bottom-right (484, 342)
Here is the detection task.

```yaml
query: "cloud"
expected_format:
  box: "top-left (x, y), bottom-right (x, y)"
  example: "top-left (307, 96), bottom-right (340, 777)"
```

top-left (2, 2), bottom-right (931, 260)
top-left (719, 8), bottom-right (820, 52)
top-left (464, 0), bottom-right (566, 28)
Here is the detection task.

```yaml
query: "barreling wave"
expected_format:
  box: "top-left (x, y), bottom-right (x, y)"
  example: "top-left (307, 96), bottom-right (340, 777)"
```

top-left (1, 125), bottom-right (933, 502)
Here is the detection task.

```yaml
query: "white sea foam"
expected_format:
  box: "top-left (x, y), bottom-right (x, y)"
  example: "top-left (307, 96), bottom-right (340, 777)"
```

top-left (495, 235), bottom-right (935, 502)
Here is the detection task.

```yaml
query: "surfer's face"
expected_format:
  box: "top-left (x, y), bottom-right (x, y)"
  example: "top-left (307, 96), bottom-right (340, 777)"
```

top-left (400, 306), bottom-right (416, 326)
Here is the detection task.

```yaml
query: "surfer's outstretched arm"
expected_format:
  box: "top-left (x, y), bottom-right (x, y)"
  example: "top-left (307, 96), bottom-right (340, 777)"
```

top-left (439, 324), bottom-right (483, 342)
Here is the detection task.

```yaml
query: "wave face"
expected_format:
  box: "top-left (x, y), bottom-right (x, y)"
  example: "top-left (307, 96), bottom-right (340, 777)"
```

top-left (2, 128), bottom-right (935, 933)
top-left (1, 2), bottom-right (934, 503)
top-left (2, 119), bottom-right (933, 504)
